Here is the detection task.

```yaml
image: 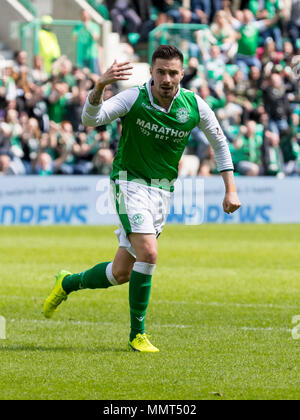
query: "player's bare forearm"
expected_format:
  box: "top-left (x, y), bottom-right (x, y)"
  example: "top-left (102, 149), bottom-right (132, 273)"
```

top-left (221, 170), bottom-right (242, 214)
top-left (221, 170), bottom-right (236, 192)
top-left (88, 60), bottom-right (133, 106)
top-left (88, 82), bottom-right (106, 106)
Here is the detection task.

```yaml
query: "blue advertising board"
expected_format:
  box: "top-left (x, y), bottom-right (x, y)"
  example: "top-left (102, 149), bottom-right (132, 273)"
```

top-left (0, 176), bottom-right (299, 225)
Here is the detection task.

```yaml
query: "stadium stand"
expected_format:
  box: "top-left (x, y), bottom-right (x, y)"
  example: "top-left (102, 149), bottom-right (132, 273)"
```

top-left (0, 0), bottom-right (299, 177)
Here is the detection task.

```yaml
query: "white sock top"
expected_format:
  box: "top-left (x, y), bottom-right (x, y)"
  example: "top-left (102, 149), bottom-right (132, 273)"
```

top-left (133, 262), bottom-right (156, 276)
top-left (105, 262), bottom-right (118, 286)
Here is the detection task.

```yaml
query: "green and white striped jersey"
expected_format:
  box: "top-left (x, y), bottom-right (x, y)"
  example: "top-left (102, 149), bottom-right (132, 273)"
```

top-left (82, 79), bottom-right (233, 190)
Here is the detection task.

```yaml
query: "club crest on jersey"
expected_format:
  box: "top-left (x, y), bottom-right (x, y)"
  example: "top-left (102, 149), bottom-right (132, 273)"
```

top-left (176, 107), bottom-right (190, 123)
top-left (132, 213), bottom-right (145, 225)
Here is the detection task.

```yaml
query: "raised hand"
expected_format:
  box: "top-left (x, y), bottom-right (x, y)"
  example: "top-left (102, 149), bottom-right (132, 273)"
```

top-left (89, 60), bottom-right (133, 106)
top-left (98, 60), bottom-right (133, 87)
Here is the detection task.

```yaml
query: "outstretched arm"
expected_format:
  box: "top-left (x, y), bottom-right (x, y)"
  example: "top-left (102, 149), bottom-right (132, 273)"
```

top-left (257, 10), bottom-right (282, 32)
top-left (196, 95), bottom-right (241, 214)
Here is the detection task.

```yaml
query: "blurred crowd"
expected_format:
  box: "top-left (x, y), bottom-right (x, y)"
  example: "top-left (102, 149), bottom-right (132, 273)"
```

top-left (0, 0), bottom-right (300, 177)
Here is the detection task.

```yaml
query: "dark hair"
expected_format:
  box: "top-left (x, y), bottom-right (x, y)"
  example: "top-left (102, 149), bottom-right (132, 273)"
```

top-left (151, 45), bottom-right (183, 65)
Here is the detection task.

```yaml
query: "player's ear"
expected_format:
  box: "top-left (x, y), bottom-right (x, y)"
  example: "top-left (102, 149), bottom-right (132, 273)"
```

top-left (180, 68), bottom-right (184, 81)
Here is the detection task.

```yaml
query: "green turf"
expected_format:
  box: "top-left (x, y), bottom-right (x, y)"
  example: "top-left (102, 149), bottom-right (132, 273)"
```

top-left (0, 224), bottom-right (300, 400)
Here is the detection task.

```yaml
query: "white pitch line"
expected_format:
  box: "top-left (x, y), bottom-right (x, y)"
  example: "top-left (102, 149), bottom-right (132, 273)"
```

top-left (8, 318), bottom-right (191, 329)
top-left (2, 296), bottom-right (300, 310)
top-left (155, 300), bottom-right (300, 310)
top-left (6, 319), bottom-right (292, 332)
top-left (241, 327), bottom-right (291, 333)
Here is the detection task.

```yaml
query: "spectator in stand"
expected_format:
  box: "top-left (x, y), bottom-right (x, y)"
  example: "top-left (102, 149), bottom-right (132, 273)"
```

top-left (284, 109), bottom-right (300, 175)
top-left (71, 131), bottom-right (93, 175)
top-left (0, 122), bottom-right (11, 155)
top-left (65, 86), bottom-right (88, 132)
top-left (13, 50), bottom-right (28, 75)
top-left (228, 69), bottom-right (254, 123)
top-left (19, 117), bottom-right (41, 171)
top-left (199, 83), bottom-right (227, 111)
top-left (217, 91), bottom-right (243, 141)
top-left (72, 123), bottom-right (113, 176)
top-left (263, 72), bottom-right (291, 135)
top-left (248, 0), bottom-right (283, 51)
top-left (226, 0), bottom-right (248, 13)
top-left (203, 45), bottom-right (226, 89)
top-left (24, 83), bottom-right (49, 132)
top-left (288, 0), bottom-right (300, 52)
top-left (244, 66), bottom-right (264, 121)
top-left (261, 125), bottom-right (285, 176)
top-left (5, 109), bottom-right (23, 163)
top-left (73, 10), bottom-right (101, 75)
top-left (0, 65), bottom-right (17, 116)
top-left (0, 153), bottom-right (13, 175)
top-left (32, 152), bottom-right (55, 175)
top-left (181, 57), bottom-right (199, 89)
top-left (166, 0), bottom-right (210, 24)
top-left (46, 81), bottom-right (69, 124)
top-left (108, 0), bottom-right (142, 40)
top-left (28, 55), bottom-right (48, 86)
top-left (92, 148), bottom-right (114, 175)
top-left (11, 51), bottom-right (31, 114)
top-left (198, 145), bottom-right (217, 176)
top-left (260, 37), bottom-right (284, 70)
top-left (131, 0), bottom-right (153, 42)
top-left (54, 120), bottom-right (76, 174)
top-left (282, 40), bottom-right (295, 68)
top-left (39, 16), bottom-right (61, 75)
top-left (55, 57), bottom-right (76, 88)
top-left (210, 9), bottom-right (238, 59)
top-left (0, 121), bottom-right (25, 174)
top-left (231, 120), bottom-right (263, 176)
top-left (233, 9), bottom-right (282, 76)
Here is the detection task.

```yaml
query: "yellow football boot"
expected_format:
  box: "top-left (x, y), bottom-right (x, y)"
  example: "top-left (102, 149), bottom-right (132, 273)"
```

top-left (43, 270), bottom-right (72, 318)
top-left (128, 333), bottom-right (159, 353)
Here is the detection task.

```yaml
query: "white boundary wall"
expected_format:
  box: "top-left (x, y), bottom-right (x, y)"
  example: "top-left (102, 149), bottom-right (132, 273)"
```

top-left (0, 176), bottom-right (299, 226)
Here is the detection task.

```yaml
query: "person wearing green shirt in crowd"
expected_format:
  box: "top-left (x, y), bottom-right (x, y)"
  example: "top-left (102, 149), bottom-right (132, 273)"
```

top-left (39, 16), bottom-right (61, 74)
top-left (46, 82), bottom-right (69, 124)
top-left (199, 83), bottom-right (226, 111)
top-left (248, 0), bottom-right (283, 50)
top-left (231, 120), bottom-right (263, 176)
top-left (203, 45), bottom-right (226, 88)
top-left (234, 9), bottom-right (282, 75)
top-left (73, 10), bottom-right (101, 75)
top-left (33, 152), bottom-right (54, 175)
top-left (262, 129), bottom-right (284, 176)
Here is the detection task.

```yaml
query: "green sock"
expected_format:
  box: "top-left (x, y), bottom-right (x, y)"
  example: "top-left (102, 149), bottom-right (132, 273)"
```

top-left (62, 262), bottom-right (113, 294)
top-left (129, 263), bottom-right (155, 342)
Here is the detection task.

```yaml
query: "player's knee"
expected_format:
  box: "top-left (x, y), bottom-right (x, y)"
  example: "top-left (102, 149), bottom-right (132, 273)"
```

top-left (113, 269), bottom-right (131, 285)
top-left (137, 248), bottom-right (158, 265)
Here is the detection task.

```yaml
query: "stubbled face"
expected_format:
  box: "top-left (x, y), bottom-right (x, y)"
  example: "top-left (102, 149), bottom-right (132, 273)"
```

top-left (150, 58), bottom-right (184, 100)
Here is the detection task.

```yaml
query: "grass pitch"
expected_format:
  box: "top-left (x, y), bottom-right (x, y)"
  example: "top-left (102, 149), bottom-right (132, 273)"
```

top-left (0, 224), bottom-right (300, 400)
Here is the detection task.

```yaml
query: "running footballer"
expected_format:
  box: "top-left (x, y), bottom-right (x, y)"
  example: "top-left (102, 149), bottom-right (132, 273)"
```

top-left (43, 45), bottom-right (241, 352)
